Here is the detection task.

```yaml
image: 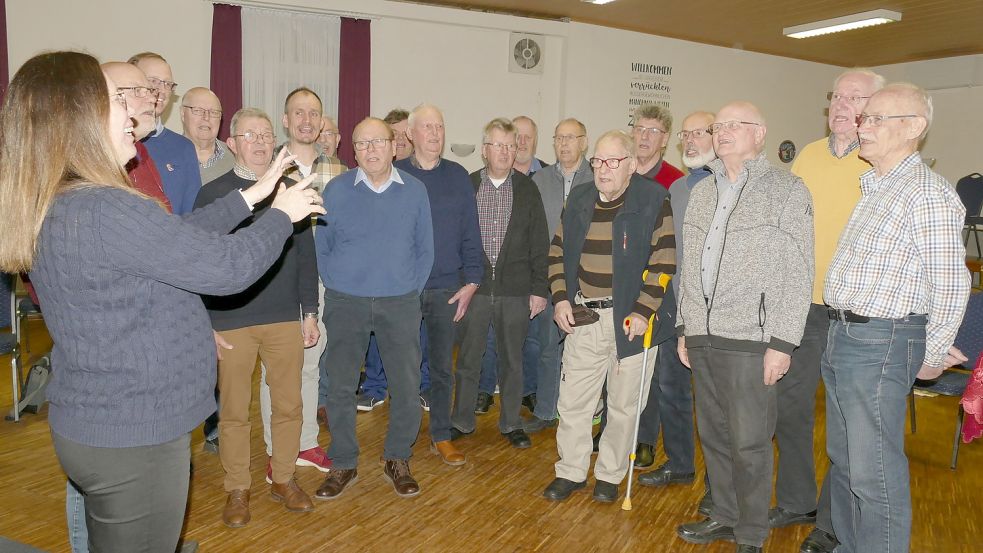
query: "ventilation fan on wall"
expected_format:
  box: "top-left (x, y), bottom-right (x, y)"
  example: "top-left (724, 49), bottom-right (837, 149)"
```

top-left (509, 33), bottom-right (545, 74)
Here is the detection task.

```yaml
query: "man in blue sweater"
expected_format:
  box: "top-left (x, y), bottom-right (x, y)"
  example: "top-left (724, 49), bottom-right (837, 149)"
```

top-left (314, 117), bottom-right (435, 499)
top-left (395, 104), bottom-right (484, 466)
top-left (129, 52), bottom-right (203, 215)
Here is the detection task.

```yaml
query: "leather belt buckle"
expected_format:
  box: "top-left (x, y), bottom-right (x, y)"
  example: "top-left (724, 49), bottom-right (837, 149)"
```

top-left (827, 308), bottom-right (869, 323)
top-left (583, 298), bottom-right (614, 309)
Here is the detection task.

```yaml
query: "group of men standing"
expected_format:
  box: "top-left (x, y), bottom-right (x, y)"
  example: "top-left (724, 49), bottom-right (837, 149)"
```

top-left (76, 51), bottom-right (968, 553)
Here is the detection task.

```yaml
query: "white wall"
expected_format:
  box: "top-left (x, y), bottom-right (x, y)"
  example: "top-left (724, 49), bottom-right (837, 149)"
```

top-left (873, 55), bottom-right (983, 184)
top-left (3, 0), bottom-right (886, 174)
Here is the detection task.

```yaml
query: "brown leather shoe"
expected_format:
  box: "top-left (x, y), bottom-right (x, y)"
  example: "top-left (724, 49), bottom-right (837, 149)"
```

top-left (430, 440), bottom-right (466, 466)
top-left (222, 489), bottom-right (250, 528)
top-left (383, 458), bottom-right (420, 497)
top-left (314, 468), bottom-right (358, 500)
top-left (270, 479), bottom-right (314, 512)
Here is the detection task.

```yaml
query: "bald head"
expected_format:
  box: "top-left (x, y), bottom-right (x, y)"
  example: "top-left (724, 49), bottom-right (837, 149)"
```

top-left (101, 61), bottom-right (156, 140)
top-left (857, 83), bottom-right (932, 173)
top-left (181, 87), bottom-right (223, 147)
top-left (713, 101), bottom-right (767, 166)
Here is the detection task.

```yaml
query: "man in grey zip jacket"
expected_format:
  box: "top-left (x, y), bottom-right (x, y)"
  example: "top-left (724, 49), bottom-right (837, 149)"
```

top-left (674, 102), bottom-right (814, 553)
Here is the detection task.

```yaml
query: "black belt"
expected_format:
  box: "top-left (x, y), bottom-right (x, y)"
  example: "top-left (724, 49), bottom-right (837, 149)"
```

top-left (827, 308), bottom-right (870, 323)
top-left (583, 298), bottom-right (614, 309)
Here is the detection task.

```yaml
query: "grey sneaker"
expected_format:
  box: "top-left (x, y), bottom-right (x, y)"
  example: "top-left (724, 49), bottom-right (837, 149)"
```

top-left (356, 393), bottom-right (385, 412)
top-left (203, 436), bottom-right (219, 454)
top-left (420, 390), bottom-right (431, 412)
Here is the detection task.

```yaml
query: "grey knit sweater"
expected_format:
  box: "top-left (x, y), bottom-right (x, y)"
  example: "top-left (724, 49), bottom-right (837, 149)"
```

top-left (676, 155), bottom-right (814, 354)
top-left (31, 186), bottom-right (293, 447)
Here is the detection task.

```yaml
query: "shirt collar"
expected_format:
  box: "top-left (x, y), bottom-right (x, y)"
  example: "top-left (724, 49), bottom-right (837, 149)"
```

top-left (355, 165), bottom-right (403, 189)
top-left (827, 134), bottom-right (860, 159)
top-left (233, 163), bottom-right (258, 181)
top-left (860, 152), bottom-right (922, 194)
top-left (410, 155), bottom-right (443, 170)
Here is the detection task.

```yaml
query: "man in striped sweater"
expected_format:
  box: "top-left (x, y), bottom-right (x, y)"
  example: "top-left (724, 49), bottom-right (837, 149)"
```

top-left (543, 130), bottom-right (676, 504)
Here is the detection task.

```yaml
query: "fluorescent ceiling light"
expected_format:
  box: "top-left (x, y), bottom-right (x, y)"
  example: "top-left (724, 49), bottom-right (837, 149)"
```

top-left (784, 9), bottom-right (901, 39)
top-left (582, 0), bottom-right (617, 4)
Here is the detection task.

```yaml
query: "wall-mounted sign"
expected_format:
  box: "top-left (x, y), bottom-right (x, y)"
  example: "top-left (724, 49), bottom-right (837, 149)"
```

top-left (627, 62), bottom-right (672, 124)
top-left (778, 140), bottom-right (796, 163)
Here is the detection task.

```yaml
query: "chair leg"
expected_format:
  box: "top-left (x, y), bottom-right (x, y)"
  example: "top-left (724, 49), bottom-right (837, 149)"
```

top-left (951, 406), bottom-right (965, 470)
top-left (9, 353), bottom-right (20, 422)
top-left (908, 388), bottom-right (916, 433)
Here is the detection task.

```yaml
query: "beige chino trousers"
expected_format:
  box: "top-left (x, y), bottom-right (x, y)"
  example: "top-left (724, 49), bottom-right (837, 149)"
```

top-left (554, 306), bottom-right (656, 484)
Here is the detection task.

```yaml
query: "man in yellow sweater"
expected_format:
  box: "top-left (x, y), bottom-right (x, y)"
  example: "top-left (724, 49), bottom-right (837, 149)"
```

top-left (776, 69), bottom-right (884, 553)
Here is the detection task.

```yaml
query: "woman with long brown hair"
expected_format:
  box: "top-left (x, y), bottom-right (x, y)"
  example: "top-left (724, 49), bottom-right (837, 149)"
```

top-left (0, 51), bottom-right (324, 552)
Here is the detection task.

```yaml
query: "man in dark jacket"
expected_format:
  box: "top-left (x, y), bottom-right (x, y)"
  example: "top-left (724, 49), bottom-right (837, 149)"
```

top-left (542, 129), bottom-right (676, 504)
top-left (450, 118), bottom-right (550, 449)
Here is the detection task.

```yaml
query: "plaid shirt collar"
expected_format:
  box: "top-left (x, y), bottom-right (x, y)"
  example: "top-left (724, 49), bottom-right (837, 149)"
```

top-left (827, 134), bottom-right (860, 159)
top-left (233, 163), bottom-right (258, 181)
top-left (860, 152), bottom-right (922, 195)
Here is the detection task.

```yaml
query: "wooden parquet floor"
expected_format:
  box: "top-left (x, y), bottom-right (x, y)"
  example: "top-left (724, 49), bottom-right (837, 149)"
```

top-left (0, 319), bottom-right (980, 552)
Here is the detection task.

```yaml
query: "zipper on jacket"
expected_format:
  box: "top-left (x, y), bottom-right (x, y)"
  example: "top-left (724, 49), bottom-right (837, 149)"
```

top-left (703, 170), bottom-right (750, 338)
top-left (758, 292), bottom-right (766, 342)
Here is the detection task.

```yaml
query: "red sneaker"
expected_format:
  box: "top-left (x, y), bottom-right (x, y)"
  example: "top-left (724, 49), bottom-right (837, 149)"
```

top-left (295, 446), bottom-right (332, 472)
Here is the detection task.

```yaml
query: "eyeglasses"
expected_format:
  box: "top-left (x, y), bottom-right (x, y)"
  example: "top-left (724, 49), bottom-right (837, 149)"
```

top-left (117, 86), bottom-right (159, 100)
top-left (708, 121), bottom-right (761, 135)
top-left (109, 91), bottom-right (127, 109)
top-left (183, 105), bottom-right (222, 119)
top-left (484, 142), bottom-right (518, 152)
top-left (856, 113), bottom-right (922, 127)
top-left (828, 92), bottom-right (870, 104)
top-left (589, 156), bottom-right (629, 170)
top-left (677, 128), bottom-right (710, 141)
top-left (553, 134), bottom-right (585, 144)
top-left (631, 125), bottom-right (666, 137)
top-left (231, 131), bottom-right (275, 144)
top-left (353, 138), bottom-right (392, 151)
top-left (147, 76), bottom-right (178, 92)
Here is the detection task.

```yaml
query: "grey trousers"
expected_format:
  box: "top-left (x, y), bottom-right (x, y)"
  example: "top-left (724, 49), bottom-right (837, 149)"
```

top-left (691, 347), bottom-right (777, 547)
top-left (453, 294), bottom-right (530, 434)
top-left (777, 303), bottom-right (832, 534)
top-left (52, 431), bottom-right (191, 553)
top-left (322, 288), bottom-right (423, 468)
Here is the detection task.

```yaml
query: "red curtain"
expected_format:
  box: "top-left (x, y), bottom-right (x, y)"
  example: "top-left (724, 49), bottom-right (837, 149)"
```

top-left (210, 3), bottom-right (242, 141)
top-left (338, 18), bottom-right (370, 168)
top-left (1, 0), bottom-right (8, 102)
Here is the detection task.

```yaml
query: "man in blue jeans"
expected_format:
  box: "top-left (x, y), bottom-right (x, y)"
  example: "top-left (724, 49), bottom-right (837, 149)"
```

top-left (822, 83), bottom-right (969, 553)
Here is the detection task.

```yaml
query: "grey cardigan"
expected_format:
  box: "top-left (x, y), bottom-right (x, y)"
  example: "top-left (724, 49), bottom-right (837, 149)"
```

top-left (676, 155), bottom-right (814, 354)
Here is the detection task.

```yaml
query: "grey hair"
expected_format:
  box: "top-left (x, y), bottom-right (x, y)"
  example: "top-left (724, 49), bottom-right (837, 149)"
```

top-left (834, 68), bottom-right (887, 93)
top-left (594, 130), bottom-right (636, 159)
top-left (631, 104), bottom-right (673, 132)
top-left (482, 117), bottom-right (517, 144)
top-left (230, 107), bottom-right (273, 136)
top-left (408, 103), bottom-right (444, 129)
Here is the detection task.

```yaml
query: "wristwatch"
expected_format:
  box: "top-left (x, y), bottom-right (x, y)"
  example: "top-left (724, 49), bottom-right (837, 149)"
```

top-left (303, 312), bottom-right (318, 319)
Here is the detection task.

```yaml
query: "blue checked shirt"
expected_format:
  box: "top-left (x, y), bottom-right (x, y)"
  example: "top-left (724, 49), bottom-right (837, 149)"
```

top-left (825, 152), bottom-right (970, 367)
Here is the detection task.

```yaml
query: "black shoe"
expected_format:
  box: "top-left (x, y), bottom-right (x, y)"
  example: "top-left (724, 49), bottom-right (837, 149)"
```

top-left (769, 506), bottom-right (817, 528)
top-left (449, 427), bottom-right (473, 441)
top-left (736, 545), bottom-right (763, 552)
top-left (203, 436), bottom-right (219, 454)
top-left (633, 443), bottom-right (654, 468)
top-left (592, 480), bottom-right (619, 503)
top-left (638, 463), bottom-right (696, 487)
top-left (697, 489), bottom-right (713, 516)
top-left (475, 392), bottom-right (494, 414)
top-left (543, 477), bottom-right (586, 501)
top-left (591, 431), bottom-right (601, 455)
top-left (676, 518), bottom-right (736, 545)
top-left (800, 528), bottom-right (838, 553)
top-left (522, 415), bottom-right (558, 434)
top-left (522, 393), bottom-right (537, 412)
top-left (503, 429), bottom-right (531, 449)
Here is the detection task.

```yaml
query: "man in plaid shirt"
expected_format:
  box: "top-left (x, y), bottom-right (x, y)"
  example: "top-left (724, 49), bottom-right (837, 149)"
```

top-left (823, 82), bottom-right (970, 553)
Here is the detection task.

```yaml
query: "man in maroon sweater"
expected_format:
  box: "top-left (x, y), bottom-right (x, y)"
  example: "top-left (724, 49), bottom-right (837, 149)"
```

top-left (631, 104), bottom-right (684, 190)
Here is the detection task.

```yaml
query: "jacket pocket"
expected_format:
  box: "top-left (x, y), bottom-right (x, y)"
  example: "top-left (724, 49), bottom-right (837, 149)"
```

top-left (758, 292), bottom-right (767, 341)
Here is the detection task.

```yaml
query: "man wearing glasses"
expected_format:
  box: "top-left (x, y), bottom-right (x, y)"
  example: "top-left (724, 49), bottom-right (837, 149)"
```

top-left (543, 130), bottom-right (675, 504)
top-left (631, 104), bottom-right (685, 190)
top-left (823, 83), bottom-right (969, 553)
top-left (635, 110), bottom-right (716, 493)
top-left (384, 108), bottom-right (414, 161)
top-left (181, 87), bottom-right (234, 185)
top-left (772, 69), bottom-right (884, 553)
top-left (129, 52), bottom-right (203, 215)
top-left (675, 102), bottom-right (814, 553)
top-left (195, 108), bottom-right (318, 527)
top-left (451, 118), bottom-right (549, 450)
top-left (314, 117), bottom-right (434, 499)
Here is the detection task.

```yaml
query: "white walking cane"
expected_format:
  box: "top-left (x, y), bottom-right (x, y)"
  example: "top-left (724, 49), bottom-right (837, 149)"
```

top-left (622, 271), bottom-right (670, 511)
